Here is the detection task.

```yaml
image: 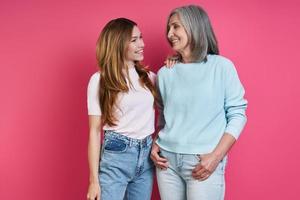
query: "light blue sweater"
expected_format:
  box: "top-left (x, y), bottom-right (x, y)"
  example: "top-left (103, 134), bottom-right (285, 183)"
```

top-left (156, 55), bottom-right (247, 154)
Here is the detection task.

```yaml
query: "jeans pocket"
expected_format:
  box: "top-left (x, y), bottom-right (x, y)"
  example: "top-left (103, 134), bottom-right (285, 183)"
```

top-left (104, 138), bottom-right (128, 153)
top-left (194, 154), bottom-right (201, 162)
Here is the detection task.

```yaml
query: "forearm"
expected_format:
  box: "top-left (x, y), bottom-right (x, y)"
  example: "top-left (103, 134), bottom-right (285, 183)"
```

top-left (212, 133), bottom-right (236, 161)
top-left (88, 130), bottom-right (101, 184)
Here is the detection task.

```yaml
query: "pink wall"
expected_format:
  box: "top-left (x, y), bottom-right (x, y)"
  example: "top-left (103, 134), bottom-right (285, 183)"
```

top-left (1, 0), bottom-right (300, 199)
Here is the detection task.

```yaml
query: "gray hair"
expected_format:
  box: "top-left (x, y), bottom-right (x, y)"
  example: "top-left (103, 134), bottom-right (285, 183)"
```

top-left (167, 5), bottom-right (219, 62)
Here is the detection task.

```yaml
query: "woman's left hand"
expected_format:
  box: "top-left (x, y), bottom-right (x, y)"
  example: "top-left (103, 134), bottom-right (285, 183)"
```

top-left (164, 56), bottom-right (179, 68)
top-left (192, 152), bottom-right (222, 181)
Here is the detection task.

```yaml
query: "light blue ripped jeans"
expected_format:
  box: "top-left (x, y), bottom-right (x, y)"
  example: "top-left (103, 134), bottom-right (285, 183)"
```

top-left (99, 131), bottom-right (154, 200)
top-left (156, 148), bottom-right (227, 200)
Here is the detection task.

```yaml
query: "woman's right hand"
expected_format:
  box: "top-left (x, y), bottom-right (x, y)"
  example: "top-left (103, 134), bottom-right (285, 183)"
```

top-left (150, 142), bottom-right (169, 170)
top-left (87, 182), bottom-right (100, 200)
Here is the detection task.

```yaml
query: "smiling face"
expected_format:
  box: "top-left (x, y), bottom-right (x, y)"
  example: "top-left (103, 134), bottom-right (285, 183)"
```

top-left (125, 26), bottom-right (145, 67)
top-left (167, 14), bottom-right (190, 56)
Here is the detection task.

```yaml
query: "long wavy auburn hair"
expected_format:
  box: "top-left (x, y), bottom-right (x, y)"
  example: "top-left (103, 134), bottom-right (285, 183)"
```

top-left (96, 18), bottom-right (156, 126)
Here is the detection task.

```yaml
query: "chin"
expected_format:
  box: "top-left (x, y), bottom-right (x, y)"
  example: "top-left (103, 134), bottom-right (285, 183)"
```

top-left (136, 56), bottom-right (144, 61)
top-left (172, 47), bottom-right (180, 51)
top-left (171, 45), bottom-right (180, 51)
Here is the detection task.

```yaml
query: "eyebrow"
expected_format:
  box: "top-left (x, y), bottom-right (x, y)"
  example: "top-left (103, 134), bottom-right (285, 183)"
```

top-left (131, 34), bottom-right (142, 39)
top-left (168, 22), bottom-right (180, 26)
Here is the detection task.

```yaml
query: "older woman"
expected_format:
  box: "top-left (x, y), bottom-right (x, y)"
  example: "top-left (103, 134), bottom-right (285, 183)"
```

top-left (151, 5), bottom-right (248, 200)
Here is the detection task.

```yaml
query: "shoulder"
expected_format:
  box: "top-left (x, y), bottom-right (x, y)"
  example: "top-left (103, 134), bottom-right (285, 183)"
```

top-left (207, 54), bottom-right (233, 65)
top-left (212, 55), bottom-right (235, 67)
top-left (89, 71), bottom-right (100, 82)
top-left (208, 55), bottom-right (236, 73)
top-left (148, 70), bottom-right (157, 84)
top-left (88, 71), bottom-right (100, 88)
top-left (90, 71), bottom-right (100, 81)
top-left (148, 70), bottom-right (156, 79)
top-left (157, 65), bottom-right (173, 77)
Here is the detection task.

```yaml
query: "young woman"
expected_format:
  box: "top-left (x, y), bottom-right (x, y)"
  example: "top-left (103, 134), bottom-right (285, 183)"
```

top-left (151, 5), bottom-right (248, 200)
top-left (87, 18), bottom-right (156, 200)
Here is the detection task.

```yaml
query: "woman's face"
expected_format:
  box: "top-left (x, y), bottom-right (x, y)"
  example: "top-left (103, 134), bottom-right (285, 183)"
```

top-left (167, 14), bottom-right (190, 54)
top-left (125, 26), bottom-right (145, 66)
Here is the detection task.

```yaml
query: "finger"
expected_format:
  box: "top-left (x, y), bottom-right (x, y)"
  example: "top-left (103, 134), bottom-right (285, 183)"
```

top-left (192, 164), bottom-right (204, 173)
top-left (152, 157), bottom-right (168, 167)
top-left (193, 170), bottom-right (210, 180)
top-left (150, 150), bottom-right (159, 158)
top-left (156, 155), bottom-right (168, 162)
top-left (198, 173), bottom-right (210, 181)
top-left (151, 152), bottom-right (168, 162)
top-left (156, 161), bottom-right (169, 168)
top-left (155, 163), bottom-right (168, 170)
top-left (192, 169), bottom-right (206, 178)
top-left (87, 194), bottom-right (91, 200)
top-left (89, 195), bottom-right (96, 200)
top-left (193, 170), bottom-right (210, 179)
top-left (151, 157), bottom-right (168, 168)
top-left (192, 167), bottom-right (207, 176)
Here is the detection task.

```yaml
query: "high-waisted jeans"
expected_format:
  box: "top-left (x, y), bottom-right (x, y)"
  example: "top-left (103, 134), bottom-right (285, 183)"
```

top-left (99, 131), bottom-right (154, 200)
top-left (156, 148), bottom-right (227, 200)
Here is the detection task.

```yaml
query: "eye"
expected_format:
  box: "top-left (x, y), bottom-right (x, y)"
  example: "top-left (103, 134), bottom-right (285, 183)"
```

top-left (131, 39), bottom-right (137, 42)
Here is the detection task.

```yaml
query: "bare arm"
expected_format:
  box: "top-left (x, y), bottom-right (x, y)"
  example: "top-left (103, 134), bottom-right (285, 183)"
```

top-left (87, 115), bottom-right (101, 200)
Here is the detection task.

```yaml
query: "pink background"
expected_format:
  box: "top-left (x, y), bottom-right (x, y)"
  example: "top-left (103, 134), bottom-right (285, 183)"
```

top-left (1, 0), bottom-right (300, 199)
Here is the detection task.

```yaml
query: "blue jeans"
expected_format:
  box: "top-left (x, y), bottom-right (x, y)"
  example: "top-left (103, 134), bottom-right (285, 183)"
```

top-left (156, 148), bottom-right (227, 200)
top-left (99, 131), bottom-right (154, 200)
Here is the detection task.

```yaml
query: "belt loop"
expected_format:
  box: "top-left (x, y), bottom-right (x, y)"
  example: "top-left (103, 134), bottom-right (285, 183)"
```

top-left (129, 138), bottom-right (133, 147)
top-left (144, 136), bottom-right (148, 147)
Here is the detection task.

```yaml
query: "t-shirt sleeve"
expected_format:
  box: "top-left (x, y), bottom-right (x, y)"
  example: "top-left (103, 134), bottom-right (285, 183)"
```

top-left (87, 72), bottom-right (101, 116)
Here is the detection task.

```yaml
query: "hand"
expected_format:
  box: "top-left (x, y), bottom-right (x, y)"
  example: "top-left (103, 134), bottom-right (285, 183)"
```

top-left (192, 152), bottom-right (222, 181)
top-left (150, 142), bottom-right (169, 169)
top-left (87, 182), bottom-right (100, 200)
top-left (164, 56), bottom-right (179, 68)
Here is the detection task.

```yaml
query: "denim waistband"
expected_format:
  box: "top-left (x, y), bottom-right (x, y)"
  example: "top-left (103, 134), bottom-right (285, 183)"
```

top-left (104, 130), bottom-right (152, 147)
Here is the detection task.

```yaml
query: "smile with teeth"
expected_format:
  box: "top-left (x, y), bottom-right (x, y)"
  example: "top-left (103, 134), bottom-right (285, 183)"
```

top-left (135, 49), bottom-right (144, 54)
top-left (170, 38), bottom-right (179, 45)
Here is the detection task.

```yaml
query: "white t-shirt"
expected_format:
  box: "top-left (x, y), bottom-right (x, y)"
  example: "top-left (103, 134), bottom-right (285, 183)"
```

top-left (87, 67), bottom-right (156, 139)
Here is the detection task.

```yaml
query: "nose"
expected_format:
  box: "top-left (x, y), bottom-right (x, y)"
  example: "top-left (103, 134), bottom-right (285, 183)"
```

top-left (167, 27), bottom-right (174, 40)
top-left (139, 38), bottom-right (145, 48)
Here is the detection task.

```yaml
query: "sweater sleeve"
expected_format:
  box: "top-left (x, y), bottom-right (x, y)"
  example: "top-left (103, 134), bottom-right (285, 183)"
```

top-left (87, 72), bottom-right (101, 116)
top-left (223, 60), bottom-right (248, 139)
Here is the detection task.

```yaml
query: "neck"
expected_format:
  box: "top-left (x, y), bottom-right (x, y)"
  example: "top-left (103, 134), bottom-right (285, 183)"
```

top-left (178, 49), bottom-right (193, 63)
top-left (125, 61), bottom-right (135, 69)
